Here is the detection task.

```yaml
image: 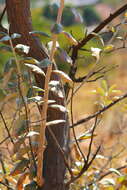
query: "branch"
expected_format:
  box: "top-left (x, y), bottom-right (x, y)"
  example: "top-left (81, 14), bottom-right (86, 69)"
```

top-left (0, 111), bottom-right (14, 144)
top-left (37, 0), bottom-right (65, 187)
top-left (70, 92), bottom-right (127, 128)
top-left (69, 4), bottom-right (127, 82)
top-left (77, 3), bottom-right (127, 49)
top-left (66, 146), bottom-right (101, 186)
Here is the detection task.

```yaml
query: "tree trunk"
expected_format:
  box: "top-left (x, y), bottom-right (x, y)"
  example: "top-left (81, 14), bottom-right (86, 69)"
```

top-left (6, 1), bottom-right (70, 190)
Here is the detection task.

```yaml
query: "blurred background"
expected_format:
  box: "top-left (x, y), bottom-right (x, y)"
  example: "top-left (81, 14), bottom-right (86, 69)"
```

top-left (0, 0), bottom-right (127, 184)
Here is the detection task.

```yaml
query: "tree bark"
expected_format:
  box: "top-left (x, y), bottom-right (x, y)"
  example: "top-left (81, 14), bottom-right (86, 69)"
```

top-left (5, 1), bottom-right (69, 190)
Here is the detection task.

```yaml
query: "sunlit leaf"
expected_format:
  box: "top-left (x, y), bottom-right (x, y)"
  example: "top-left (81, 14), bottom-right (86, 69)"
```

top-left (108, 84), bottom-right (117, 93)
top-left (104, 44), bottom-right (114, 52)
top-left (48, 41), bottom-right (59, 51)
top-left (52, 70), bottom-right (72, 84)
top-left (96, 87), bottom-right (105, 96)
top-left (100, 178), bottom-right (115, 186)
top-left (49, 80), bottom-right (60, 87)
top-left (20, 57), bottom-right (39, 64)
top-left (15, 44), bottom-right (30, 54)
top-left (46, 120), bottom-right (66, 126)
top-left (91, 47), bottom-right (102, 61)
top-left (28, 96), bottom-right (42, 103)
top-left (27, 131), bottom-right (39, 137)
top-left (10, 158), bottom-right (29, 176)
top-left (77, 132), bottom-right (97, 142)
top-left (109, 168), bottom-right (121, 176)
top-left (25, 64), bottom-right (45, 76)
top-left (125, 12), bottom-right (127, 18)
top-left (101, 80), bottom-right (108, 92)
top-left (62, 31), bottom-right (78, 45)
top-left (49, 104), bottom-right (67, 112)
top-left (32, 86), bottom-right (44, 92)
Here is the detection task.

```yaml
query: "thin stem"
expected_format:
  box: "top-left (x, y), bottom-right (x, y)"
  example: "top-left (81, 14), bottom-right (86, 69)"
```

top-left (0, 111), bottom-right (14, 145)
top-left (37, 0), bottom-right (65, 187)
top-left (70, 83), bottom-right (86, 161)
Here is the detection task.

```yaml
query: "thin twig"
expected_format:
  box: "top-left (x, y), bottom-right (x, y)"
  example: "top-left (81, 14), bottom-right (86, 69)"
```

top-left (70, 92), bottom-right (127, 128)
top-left (66, 146), bottom-right (101, 186)
top-left (86, 117), bottom-right (98, 163)
top-left (70, 83), bottom-right (86, 161)
top-left (0, 136), bottom-right (9, 146)
top-left (0, 111), bottom-right (14, 145)
top-left (88, 165), bottom-right (127, 187)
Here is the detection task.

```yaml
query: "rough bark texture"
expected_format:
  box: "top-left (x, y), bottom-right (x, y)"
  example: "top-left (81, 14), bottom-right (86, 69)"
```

top-left (6, 1), bottom-right (69, 190)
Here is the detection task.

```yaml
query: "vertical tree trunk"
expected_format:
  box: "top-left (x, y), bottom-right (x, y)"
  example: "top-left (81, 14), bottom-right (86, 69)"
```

top-left (6, 1), bottom-right (69, 190)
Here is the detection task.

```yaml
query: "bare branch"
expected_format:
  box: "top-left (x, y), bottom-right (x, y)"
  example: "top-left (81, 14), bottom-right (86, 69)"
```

top-left (70, 92), bottom-right (127, 128)
top-left (0, 111), bottom-right (14, 144)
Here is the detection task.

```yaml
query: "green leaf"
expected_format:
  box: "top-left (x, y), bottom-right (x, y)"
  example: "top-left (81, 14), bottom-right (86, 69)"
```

top-left (101, 80), bottom-right (108, 92)
top-left (10, 158), bottom-right (29, 176)
top-left (51, 23), bottom-right (63, 34)
top-left (25, 64), bottom-right (45, 76)
top-left (20, 57), bottom-right (39, 64)
top-left (104, 44), bottom-right (114, 52)
top-left (29, 31), bottom-right (50, 38)
top-left (96, 87), bottom-right (105, 96)
top-left (108, 84), bottom-right (117, 93)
